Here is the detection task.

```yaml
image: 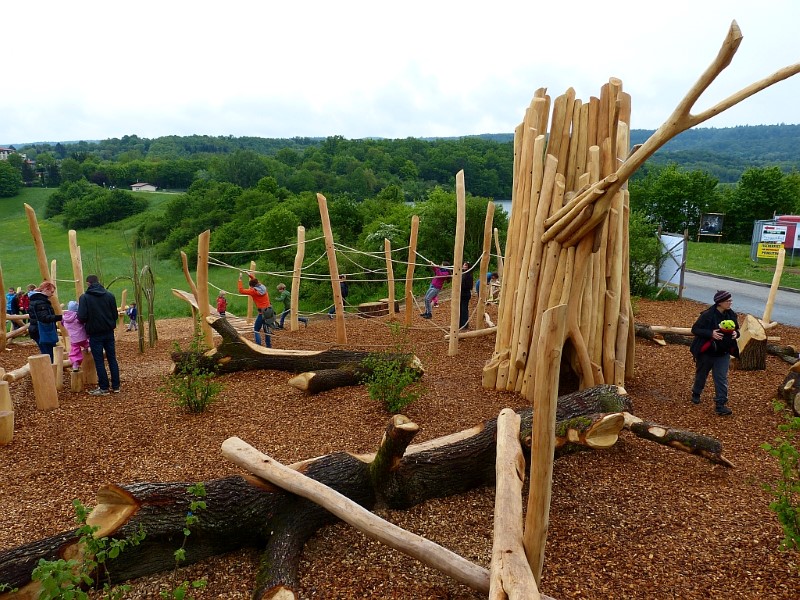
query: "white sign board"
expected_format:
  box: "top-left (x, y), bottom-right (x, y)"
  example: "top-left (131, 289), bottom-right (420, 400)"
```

top-left (761, 224), bottom-right (787, 243)
top-left (658, 233), bottom-right (685, 290)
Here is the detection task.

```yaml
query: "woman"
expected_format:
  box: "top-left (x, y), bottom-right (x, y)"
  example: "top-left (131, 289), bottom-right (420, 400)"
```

top-left (27, 281), bottom-right (62, 360)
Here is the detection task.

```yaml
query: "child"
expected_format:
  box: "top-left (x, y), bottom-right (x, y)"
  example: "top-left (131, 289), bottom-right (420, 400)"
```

top-left (217, 291), bottom-right (228, 318)
top-left (125, 302), bottom-right (138, 331)
top-left (62, 300), bottom-right (89, 371)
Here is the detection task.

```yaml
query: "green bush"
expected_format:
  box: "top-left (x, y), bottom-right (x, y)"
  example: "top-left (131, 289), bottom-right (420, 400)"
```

top-left (628, 210), bottom-right (664, 297)
top-left (762, 402), bottom-right (800, 558)
top-left (360, 322), bottom-right (423, 413)
top-left (161, 323), bottom-right (222, 413)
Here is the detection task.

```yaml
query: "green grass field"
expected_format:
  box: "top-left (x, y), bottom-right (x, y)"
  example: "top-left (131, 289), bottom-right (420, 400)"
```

top-left (686, 241), bottom-right (800, 289)
top-left (0, 188), bottom-right (251, 318)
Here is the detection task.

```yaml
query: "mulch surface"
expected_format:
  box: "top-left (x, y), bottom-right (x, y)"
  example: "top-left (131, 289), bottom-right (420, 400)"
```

top-left (1, 297), bottom-right (799, 599)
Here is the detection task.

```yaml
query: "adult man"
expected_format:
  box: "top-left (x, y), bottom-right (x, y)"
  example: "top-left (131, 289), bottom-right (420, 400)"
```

top-left (78, 274), bottom-right (120, 395)
top-left (689, 290), bottom-right (739, 416)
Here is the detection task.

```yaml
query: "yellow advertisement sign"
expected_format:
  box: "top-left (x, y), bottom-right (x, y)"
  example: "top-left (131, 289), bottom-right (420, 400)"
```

top-left (757, 242), bottom-right (783, 259)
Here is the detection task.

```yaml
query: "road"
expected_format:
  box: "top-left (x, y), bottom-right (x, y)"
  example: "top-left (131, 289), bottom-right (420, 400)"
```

top-left (681, 270), bottom-right (800, 327)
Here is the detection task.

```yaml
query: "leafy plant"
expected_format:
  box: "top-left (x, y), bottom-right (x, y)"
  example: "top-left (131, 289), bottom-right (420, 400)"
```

top-left (361, 322), bottom-right (423, 413)
top-left (160, 483), bottom-right (208, 599)
top-left (30, 499), bottom-right (145, 599)
top-left (762, 401), bottom-right (800, 557)
top-left (161, 321), bottom-right (222, 413)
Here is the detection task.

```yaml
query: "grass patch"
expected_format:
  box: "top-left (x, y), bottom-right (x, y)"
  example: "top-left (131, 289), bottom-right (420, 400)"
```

top-left (687, 241), bottom-right (800, 289)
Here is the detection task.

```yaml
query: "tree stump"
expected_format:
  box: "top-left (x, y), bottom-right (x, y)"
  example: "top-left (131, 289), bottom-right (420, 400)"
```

top-left (358, 301), bottom-right (390, 318)
top-left (734, 314), bottom-right (767, 371)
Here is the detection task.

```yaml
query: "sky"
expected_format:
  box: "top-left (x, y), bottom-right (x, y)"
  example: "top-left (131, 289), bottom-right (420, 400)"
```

top-left (3, 0), bottom-right (800, 145)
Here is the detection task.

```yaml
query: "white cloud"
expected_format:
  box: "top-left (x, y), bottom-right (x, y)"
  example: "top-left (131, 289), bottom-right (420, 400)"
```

top-left (3, 0), bottom-right (800, 143)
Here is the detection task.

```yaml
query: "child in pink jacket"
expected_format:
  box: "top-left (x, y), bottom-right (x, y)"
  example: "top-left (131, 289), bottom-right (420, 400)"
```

top-left (63, 300), bottom-right (90, 371)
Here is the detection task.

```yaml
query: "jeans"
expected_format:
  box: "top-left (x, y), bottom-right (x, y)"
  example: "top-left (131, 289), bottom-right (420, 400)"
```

top-left (459, 295), bottom-right (471, 329)
top-left (279, 309), bottom-right (307, 328)
top-left (89, 330), bottom-right (120, 391)
top-left (253, 312), bottom-right (272, 348)
top-left (692, 353), bottom-right (730, 408)
top-left (424, 286), bottom-right (441, 315)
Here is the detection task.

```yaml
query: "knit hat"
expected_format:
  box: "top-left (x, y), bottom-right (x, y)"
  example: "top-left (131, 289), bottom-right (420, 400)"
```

top-left (67, 300), bottom-right (79, 311)
top-left (713, 290), bottom-right (732, 304)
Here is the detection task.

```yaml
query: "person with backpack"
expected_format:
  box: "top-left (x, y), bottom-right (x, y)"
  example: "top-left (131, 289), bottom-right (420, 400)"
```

top-left (238, 272), bottom-right (273, 347)
top-left (689, 290), bottom-right (739, 416)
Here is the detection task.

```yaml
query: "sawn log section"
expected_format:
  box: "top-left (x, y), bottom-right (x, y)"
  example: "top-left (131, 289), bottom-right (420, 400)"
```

top-left (0, 386), bottom-right (730, 599)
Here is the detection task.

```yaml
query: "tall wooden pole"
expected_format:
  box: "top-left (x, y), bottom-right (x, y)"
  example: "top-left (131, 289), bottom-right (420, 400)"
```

top-left (0, 265), bottom-right (6, 352)
top-left (448, 170), bottom-right (466, 357)
top-left (196, 230), bottom-right (212, 348)
top-left (493, 227), bottom-right (504, 280)
top-left (291, 226), bottom-right (306, 332)
top-left (317, 193), bottom-right (346, 344)
top-left (68, 230), bottom-right (84, 298)
top-left (474, 202), bottom-right (495, 329)
top-left (247, 260), bottom-right (257, 323)
top-left (404, 215), bottom-right (420, 327)
top-left (384, 239), bottom-right (396, 319)
top-left (763, 246), bottom-right (786, 324)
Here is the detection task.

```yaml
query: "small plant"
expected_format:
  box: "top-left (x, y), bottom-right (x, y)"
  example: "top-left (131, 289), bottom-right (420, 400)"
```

top-left (161, 321), bottom-right (222, 413)
top-left (762, 400), bottom-right (800, 557)
top-left (361, 322), bottom-right (423, 413)
top-left (160, 483), bottom-right (208, 599)
top-left (30, 499), bottom-right (145, 599)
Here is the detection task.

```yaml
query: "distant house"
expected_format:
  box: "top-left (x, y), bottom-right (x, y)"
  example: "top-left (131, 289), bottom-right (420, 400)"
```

top-left (0, 146), bottom-right (16, 161)
top-left (130, 182), bottom-right (157, 192)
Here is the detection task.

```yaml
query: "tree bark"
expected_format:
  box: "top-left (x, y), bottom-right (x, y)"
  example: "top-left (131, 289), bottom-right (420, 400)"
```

top-left (171, 315), bottom-right (422, 377)
top-left (0, 385), bottom-right (728, 599)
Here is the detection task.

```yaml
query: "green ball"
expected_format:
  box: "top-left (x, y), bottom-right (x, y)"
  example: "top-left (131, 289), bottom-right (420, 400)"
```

top-left (719, 319), bottom-right (736, 331)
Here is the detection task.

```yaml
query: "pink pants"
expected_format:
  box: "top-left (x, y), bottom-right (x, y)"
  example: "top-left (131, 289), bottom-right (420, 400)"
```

top-left (70, 340), bottom-right (90, 367)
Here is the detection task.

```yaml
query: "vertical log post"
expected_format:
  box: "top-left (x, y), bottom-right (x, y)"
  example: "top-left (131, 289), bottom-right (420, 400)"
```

top-left (489, 408), bottom-right (540, 599)
top-left (384, 238), bottom-right (396, 319)
top-left (196, 230), bottom-right (212, 348)
top-left (523, 304), bottom-right (568, 585)
top-left (0, 381), bottom-right (13, 445)
top-left (291, 226), bottom-right (306, 332)
top-left (52, 346), bottom-right (64, 392)
top-left (317, 193), bottom-right (347, 344)
top-left (82, 348), bottom-right (98, 386)
top-left (117, 289), bottom-right (128, 337)
top-left (247, 260), bottom-right (257, 323)
top-left (493, 227), bottom-right (504, 281)
top-left (404, 215), bottom-right (420, 327)
top-left (29, 354), bottom-right (59, 411)
top-left (180, 251), bottom-right (199, 322)
top-left (448, 170), bottom-right (467, 356)
top-left (474, 201), bottom-right (495, 329)
top-left (68, 229), bottom-right (85, 299)
top-left (0, 264), bottom-right (6, 352)
top-left (763, 246), bottom-right (786, 325)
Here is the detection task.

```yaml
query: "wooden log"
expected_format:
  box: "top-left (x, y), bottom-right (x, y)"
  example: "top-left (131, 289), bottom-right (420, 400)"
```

top-left (384, 238), bottom-right (396, 319)
top-left (82, 347), bottom-right (98, 386)
top-left (524, 304), bottom-right (567, 584)
top-left (290, 225), bottom-right (305, 332)
top-left (735, 314), bottom-right (767, 371)
top-left (357, 301), bottom-right (391, 318)
top-left (489, 409), bottom-right (541, 600)
top-left (778, 372), bottom-right (800, 416)
top-left (52, 346), bottom-right (64, 392)
top-left (287, 369), bottom-right (364, 395)
top-left (7, 323), bottom-right (29, 340)
top-left (474, 201), bottom-right (495, 329)
top-left (222, 437), bottom-right (491, 595)
top-left (70, 369), bottom-right (84, 393)
top-left (404, 215), bottom-right (420, 327)
top-left (197, 230), bottom-right (213, 348)
top-left (68, 229), bottom-right (85, 298)
top-left (764, 246), bottom-right (785, 324)
top-left (493, 227), bottom-right (504, 281)
top-left (3, 363), bottom-right (31, 383)
top-left (317, 193), bottom-right (346, 344)
top-left (29, 354), bottom-right (58, 411)
top-left (448, 170), bottom-right (467, 356)
top-left (0, 381), bottom-right (13, 445)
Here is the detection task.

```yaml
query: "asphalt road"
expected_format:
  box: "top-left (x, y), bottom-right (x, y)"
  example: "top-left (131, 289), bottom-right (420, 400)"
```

top-left (681, 270), bottom-right (800, 327)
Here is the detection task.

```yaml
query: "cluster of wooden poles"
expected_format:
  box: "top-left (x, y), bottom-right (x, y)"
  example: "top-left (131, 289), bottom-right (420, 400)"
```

top-left (484, 80), bottom-right (635, 400)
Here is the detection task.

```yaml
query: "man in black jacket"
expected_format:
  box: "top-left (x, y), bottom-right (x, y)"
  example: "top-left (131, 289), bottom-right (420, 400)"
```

top-left (689, 290), bottom-right (739, 416)
top-left (78, 275), bottom-right (120, 395)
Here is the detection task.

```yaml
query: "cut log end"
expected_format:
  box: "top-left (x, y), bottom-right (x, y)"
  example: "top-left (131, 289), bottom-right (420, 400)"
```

top-left (87, 484), bottom-right (139, 537)
top-left (585, 413), bottom-right (625, 448)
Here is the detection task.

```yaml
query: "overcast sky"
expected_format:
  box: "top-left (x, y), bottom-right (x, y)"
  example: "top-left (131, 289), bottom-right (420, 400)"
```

top-left (3, 0), bottom-right (800, 145)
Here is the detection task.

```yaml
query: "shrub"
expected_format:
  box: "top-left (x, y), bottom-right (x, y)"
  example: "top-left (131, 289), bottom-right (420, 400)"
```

top-left (629, 210), bottom-right (664, 297)
top-left (161, 322), bottom-right (222, 413)
top-left (360, 322), bottom-right (423, 413)
top-left (762, 402), bottom-right (800, 558)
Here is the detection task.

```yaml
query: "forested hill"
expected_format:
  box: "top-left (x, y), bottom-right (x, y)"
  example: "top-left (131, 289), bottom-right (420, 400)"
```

top-left (480, 123), bottom-right (800, 183)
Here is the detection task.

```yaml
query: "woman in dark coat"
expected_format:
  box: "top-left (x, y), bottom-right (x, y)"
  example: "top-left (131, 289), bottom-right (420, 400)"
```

top-left (459, 262), bottom-right (474, 330)
top-left (27, 281), bottom-right (62, 360)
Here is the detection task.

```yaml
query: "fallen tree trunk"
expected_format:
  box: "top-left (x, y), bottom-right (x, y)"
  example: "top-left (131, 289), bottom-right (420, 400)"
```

top-left (171, 315), bottom-right (423, 377)
top-left (0, 385), bottom-right (729, 598)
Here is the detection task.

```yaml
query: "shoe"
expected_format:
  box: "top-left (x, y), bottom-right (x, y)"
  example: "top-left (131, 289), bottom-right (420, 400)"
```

top-left (420, 313), bottom-right (432, 319)
top-left (89, 388), bottom-right (109, 396)
top-left (72, 366), bottom-right (80, 372)
top-left (716, 406), bottom-right (733, 416)
top-left (112, 388), bottom-right (120, 394)
top-left (691, 396), bottom-right (701, 405)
